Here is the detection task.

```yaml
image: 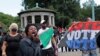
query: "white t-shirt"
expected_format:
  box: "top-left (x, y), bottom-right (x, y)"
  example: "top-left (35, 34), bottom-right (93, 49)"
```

top-left (38, 27), bottom-right (52, 50)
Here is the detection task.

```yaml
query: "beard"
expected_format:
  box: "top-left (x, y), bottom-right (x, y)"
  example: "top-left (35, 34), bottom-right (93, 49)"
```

top-left (42, 26), bottom-right (46, 29)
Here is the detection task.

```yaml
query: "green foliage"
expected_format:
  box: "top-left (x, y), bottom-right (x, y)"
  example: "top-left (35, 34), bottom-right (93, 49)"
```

top-left (0, 12), bottom-right (20, 31)
top-left (95, 5), bottom-right (100, 20)
top-left (81, 0), bottom-right (100, 21)
top-left (21, 0), bottom-right (99, 28)
top-left (22, 0), bottom-right (52, 9)
top-left (22, 0), bottom-right (81, 27)
top-left (81, 8), bottom-right (92, 18)
top-left (22, 0), bottom-right (81, 19)
top-left (13, 16), bottom-right (21, 27)
top-left (81, 0), bottom-right (92, 18)
top-left (0, 12), bottom-right (14, 26)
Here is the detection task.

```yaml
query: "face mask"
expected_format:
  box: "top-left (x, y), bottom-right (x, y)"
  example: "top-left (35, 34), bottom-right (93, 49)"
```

top-left (11, 28), bottom-right (17, 32)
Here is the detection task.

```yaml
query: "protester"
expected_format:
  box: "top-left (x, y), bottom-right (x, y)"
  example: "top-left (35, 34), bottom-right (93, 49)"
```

top-left (81, 17), bottom-right (97, 56)
top-left (53, 26), bottom-right (59, 56)
top-left (20, 24), bottom-right (41, 56)
top-left (2, 23), bottom-right (22, 56)
top-left (87, 17), bottom-right (92, 22)
top-left (38, 20), bottom-right (55, 56)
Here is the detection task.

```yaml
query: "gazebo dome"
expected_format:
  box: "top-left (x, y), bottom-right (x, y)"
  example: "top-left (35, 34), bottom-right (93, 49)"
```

top-left (18, 7), bottom-right (56, 16)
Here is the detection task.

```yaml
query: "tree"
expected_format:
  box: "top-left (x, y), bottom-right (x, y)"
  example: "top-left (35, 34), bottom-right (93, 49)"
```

top-left (95, 5), bottom-right (100, 20)
top-left (81, 0), bottom-right (97, 19)
top-left (54, 0), bottom-right (81, 27)
top-left (22, 0), bottom-right (53, 10)
top-left (22, 0), bottom-right (81, 19)
top-left (22, 0), bottom-right (81, 27)
top-left (0, 12), bottom-right (20, 31)
top-left (22, 0), bottom-right (35, 10)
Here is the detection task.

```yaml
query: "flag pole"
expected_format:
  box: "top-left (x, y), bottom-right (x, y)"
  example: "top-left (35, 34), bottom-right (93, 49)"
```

top-left (91, 0), bottom-right (95, 21)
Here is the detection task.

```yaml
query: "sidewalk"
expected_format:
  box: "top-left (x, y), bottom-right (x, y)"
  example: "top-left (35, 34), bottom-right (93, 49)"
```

top-left (58, 48), bottom-right (100, 56)
top-left (58, 51), bottom-right (81, 56)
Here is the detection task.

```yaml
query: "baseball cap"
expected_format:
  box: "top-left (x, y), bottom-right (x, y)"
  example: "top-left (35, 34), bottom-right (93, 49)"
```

top-left (40, 20), bottom-right (45, 24)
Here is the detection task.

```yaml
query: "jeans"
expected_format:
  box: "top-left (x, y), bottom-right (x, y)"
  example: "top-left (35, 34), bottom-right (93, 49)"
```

top-left (82, 50), bottom-right (97, 56)
top-left (42, 47), bottom-right (54, 56)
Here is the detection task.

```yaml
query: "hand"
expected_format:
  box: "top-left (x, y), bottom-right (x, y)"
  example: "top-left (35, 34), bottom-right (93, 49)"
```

top-left (2, 52), bottom-right (7, 56)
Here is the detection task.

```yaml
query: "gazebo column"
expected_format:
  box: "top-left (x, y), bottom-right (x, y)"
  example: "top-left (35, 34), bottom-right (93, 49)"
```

top-left (24, 16), bottom-right (27, 27)
top-left (53, 16), bottom-right (55, 26)
top-left (21, 17), bottom-right (23, 28)
top-left (32, 15), bottom-right (35, 23)
top-left (49, 16), bottom-right (52, 26)
top-left (41, 15), bottom-right (44, 20)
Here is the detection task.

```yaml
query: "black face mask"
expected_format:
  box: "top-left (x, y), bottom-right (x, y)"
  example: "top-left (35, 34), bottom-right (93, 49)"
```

top-left (11, 29), bottom-right (17, 32)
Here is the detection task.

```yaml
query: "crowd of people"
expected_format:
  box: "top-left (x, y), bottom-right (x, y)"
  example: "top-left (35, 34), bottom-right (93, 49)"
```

top-left (0, 17), bottom-right (100, 56)
top-left (58, 17), bottom-right (100, 56)
top-left (0, 20), bottom-right (59, 56)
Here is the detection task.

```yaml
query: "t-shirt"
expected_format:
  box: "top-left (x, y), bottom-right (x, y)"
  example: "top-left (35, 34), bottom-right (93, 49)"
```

top-left (38, 27), bottom-right (52, 50)
top-left (4, 34), bottom-right (22, 51)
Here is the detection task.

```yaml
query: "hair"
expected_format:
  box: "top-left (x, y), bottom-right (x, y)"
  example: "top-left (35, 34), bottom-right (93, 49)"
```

top-left (25, 24), bottom-right (36, 36)
top-left (9, 23), bottom-right (18, 31)
top-left (81, 17), bottom-right (92, 22)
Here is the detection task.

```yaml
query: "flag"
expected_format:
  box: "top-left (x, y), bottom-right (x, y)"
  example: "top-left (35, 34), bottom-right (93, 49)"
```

top-left (59, 21), bottom-right (100, 50)
top-left (39, 27), bottom-right (54, 48)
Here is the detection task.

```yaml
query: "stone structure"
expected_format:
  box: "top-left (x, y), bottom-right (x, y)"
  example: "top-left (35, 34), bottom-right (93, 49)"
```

top-left (18, 3), bottom-right (56, 30)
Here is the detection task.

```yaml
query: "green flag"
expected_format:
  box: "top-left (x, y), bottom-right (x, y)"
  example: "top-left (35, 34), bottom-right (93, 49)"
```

top-left (39, 27), bottom-right (54, 48)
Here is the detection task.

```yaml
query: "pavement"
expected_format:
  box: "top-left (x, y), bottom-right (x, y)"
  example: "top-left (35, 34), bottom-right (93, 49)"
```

top-left (58, 48), bottom-right (100, 56)
top-left (58, 51), bottom-right (81, 56)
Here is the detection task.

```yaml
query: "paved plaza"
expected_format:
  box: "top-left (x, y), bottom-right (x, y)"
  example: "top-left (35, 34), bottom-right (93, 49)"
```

top-left (58, 48), bottom-right (100, 56)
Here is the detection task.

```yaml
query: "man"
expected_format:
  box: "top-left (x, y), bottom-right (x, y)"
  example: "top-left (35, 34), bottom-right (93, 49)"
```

top-left (81, 17), bottom-right (97, 56)
top-left (38, 20), bottom-right (55, 56)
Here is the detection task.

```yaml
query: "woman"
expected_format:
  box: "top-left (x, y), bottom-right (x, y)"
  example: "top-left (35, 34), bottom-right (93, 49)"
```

top-left (20, 24), bottom-right (41, 56)
top-left (2, 23), bottom-right (22, 56)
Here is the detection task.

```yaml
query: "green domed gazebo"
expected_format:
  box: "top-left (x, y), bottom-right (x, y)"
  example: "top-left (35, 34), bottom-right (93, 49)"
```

top-left (18, 3), bottom-right (56, 29)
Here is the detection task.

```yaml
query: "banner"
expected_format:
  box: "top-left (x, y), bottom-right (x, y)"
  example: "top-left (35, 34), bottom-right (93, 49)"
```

top-left (39, 27), bottom-right (54, 48)
top-left (59, 21), bottom-right (100, 50)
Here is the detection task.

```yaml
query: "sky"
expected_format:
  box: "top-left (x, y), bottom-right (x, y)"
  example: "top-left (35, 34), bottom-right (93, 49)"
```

top-left (80, 0), bottom-right (100, 7)
top-left (0, 0), bottom-right (23, 16)
top-left (0, 0), bottom-right (100, 16)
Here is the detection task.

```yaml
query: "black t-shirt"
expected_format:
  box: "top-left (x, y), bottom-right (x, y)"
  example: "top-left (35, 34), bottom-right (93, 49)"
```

top-left (4, 34), bottom-right (22, 51)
